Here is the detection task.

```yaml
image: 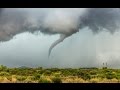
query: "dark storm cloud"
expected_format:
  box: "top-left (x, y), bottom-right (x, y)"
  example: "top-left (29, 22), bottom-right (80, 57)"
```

top-left (0, 8), bottom-right (120, 56)
top-left (80, 8), bottom-right (120, 34)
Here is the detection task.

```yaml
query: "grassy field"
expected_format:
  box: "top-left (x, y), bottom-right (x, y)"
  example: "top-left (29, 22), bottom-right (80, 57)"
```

top-left (0, 65), bottom-right (120, 83)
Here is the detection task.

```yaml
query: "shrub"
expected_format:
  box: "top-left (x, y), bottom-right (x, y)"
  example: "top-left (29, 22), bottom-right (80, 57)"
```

top-left (51, 77), bottom-right (62, 83)
top-left (105, 72), bottom-right (116, 79)
top-left (34, 74), bottom-right (41, 80)
top-left (43, 70), bottom-right (52, 75)
top-left (0, 72), bottom-right (10, 76)
top-left (6, 76), bottom-right (12, 81)
top-left (27, 76), bottom-right (35, 81)
top-left (16, 76), bottom-right (26, 81)
top-left (78, 72), bottom-right (91, 80)
top-left (89, 70), bottom-right (97, 75)
top-left (38, 78), bottom-right (51, 83)
top-left (52, 72), bottom-right (61, 77)
top-left (0, 65), bottom-right (7, 71)
top-left (116, 74), bottom-right (120, 79)
top-left (25, 77), bottom-right (34, 83)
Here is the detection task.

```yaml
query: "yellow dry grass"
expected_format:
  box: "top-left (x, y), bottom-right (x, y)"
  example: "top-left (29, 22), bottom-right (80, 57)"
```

top-left (0, 75), bottom-right (120, 83)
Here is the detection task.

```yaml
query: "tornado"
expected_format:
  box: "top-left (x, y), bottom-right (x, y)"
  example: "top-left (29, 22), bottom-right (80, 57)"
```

top-left (48, 34), bottom-right (67, 57)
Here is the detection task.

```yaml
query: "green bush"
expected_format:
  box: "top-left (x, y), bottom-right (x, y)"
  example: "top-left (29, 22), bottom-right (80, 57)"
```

top-left (105, 72), bottom-right (116, 79)
top-left (89, 70), bottom-right (97, 75)
top-left (43, 70), bottom-right (52, 75)
top-left (16, 76), bottom-right (27, 81)
top-left (62, 70), bottom-right (71, 76)
top-left (0, 72), bottom-right (10, 76)
top-left (78, 72), bottom-right (91, 80)
top-left (116, 74), bottom-right (120, 79)
top-left (52, 72), bottom-right (61, 77)
top-left (34, 74), bottom-right (41, 80)
top-left (0, 65), bottom-right (7, 71)
top-left (27, 76), bottom-right (35, 81)
top-left (51, 77), bottom-right (62, 83)
top-left (25, 77), bottom-right (34, 83)
top-left (38, 78), bottom-right (51, 83)
top-left (97, 74), bottom-right (106, 79)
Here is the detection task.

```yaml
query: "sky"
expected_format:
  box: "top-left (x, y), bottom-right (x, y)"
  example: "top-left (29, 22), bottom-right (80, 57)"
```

top-left (0, 8), bottom-right (120, 68)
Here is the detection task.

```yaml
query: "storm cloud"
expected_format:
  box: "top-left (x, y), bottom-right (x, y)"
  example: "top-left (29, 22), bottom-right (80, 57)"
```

top-left (0, 8), bottom-right (120, 68)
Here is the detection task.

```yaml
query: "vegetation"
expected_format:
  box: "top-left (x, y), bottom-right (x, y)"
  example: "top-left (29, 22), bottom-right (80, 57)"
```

top-left (51, 77), bottom-right (62, 83)
top-left (0, 65), bottom-right (120, 83)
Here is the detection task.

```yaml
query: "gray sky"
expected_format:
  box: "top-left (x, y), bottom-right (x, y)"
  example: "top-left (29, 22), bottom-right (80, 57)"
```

top-left (0, 8), bottom-right (120, 68)
top-left (0, 28), bottom-right (120, 68)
